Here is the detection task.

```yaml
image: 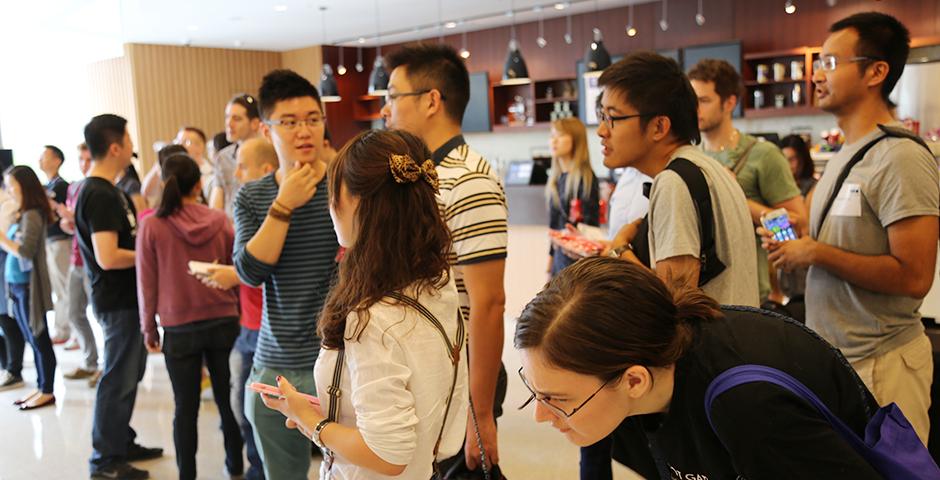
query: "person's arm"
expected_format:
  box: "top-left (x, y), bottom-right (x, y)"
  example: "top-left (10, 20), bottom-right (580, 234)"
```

top-left (645, 172), bottom-right (703, 291)
top-left (243, 162), bottom-right (324, 265)
top-left (768, 215), bottom-right (938, 297)
top-left (0, 210), bottom-right (44, 259)
top-left (92, 231), bottom-right (136, 270)
top-left (135, 220), bottom-right (160, 350)
top-left (129, 193), bottom-right (147, 217)
top-left (655, 255), bottom-right (701, 290)
top-left (711, 383), bottom-right (882, 479)
top-left (209, 185), bottom-right (224, 211)
top-left (461, 258), bottom-right (506, 469)
top-left (141, 161), bottom-right (162, 200)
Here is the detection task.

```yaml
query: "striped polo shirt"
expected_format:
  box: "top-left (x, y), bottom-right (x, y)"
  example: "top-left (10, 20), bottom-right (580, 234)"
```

top-left (432, 135), bottom-right (509, 319)
top-left (233, 172), bottom-right (338, 369)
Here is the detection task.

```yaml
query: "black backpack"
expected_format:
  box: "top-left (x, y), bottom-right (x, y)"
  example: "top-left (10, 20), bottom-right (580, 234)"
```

top-left (631, 158), bottom-right (727, 287)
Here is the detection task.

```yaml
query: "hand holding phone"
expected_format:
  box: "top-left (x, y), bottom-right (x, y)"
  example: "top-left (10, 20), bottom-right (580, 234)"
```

top-left (761, 208), bottom-right (798, 242)
top-left (249, 382), bottom-right (320, 406)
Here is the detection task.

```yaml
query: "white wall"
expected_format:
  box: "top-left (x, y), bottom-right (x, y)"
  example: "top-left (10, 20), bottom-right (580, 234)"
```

top-left (465, 114), bottom-right (838, 178)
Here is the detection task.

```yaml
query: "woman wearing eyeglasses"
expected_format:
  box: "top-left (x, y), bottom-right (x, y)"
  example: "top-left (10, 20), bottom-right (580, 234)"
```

top-left (514, 256), bottom-right (884, 480)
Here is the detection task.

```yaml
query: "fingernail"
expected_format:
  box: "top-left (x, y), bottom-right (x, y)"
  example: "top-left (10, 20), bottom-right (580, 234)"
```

top-left (276, 376), bottom-right (282, 382)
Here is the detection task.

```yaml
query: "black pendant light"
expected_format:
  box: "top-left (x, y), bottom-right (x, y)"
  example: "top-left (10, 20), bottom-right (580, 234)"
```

top-left (585, 0), bottom-right (611, 72)
top-left (368, 0), bottom-right (388, 96)
top-left (501, 0), bottom-right (531, 85)
top-left (318, 6), bottom-right (340, 102)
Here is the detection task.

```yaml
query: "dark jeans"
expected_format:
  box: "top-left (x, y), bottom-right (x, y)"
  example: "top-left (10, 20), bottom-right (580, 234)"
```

top-left (9, 283), bottom-right (56, 393)
top-left (0, 313), bottom-right (24, 376)
top-left (163, 318), bottom-right (243, 480)
top-left (231, 326), bottom-right (264, 480)
top-left (90, 308), bottom-right (147, 472)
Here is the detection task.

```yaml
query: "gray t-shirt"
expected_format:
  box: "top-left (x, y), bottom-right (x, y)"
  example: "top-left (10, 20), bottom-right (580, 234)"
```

top-left (211, 142), bottom-right (239, 219)
top-left (648, 145), bottom-right (759, 307)
top-left (807, 126), bottom-right (939, 362)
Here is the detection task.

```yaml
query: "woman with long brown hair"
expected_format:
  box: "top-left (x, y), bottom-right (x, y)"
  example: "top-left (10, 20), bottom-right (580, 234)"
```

top-left (545, 117), bottom-right (599, 277)
top-left (0, 165), bottom-right (56, 410)
top-left (515, 256), bottom-right (889, 479)
top-left (261, 129), bottom-right (469, 479)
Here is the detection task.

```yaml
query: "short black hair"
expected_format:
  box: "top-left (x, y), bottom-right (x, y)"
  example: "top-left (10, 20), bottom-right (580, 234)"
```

top-left (84, 114), bottom-right (128, 160)
top-left (687, 58), bottom-right (743, 103)
top-left (212, 131), bottom-right (231, 153)
top-left (780, 134), bottom-right (815, 181)
top-left (258, 69), bottom-right (321, 120)
top-left (386, 43), bottom-right (470, 124)
top-left (180, 126), bottom-right (207, 144)
top-left (158, 144), bottom-right (188, 168)
top-left (44, 145), bottom-right (65, 166)
top-left (229, 93), bottom-right (260, 120)
top-left (830, 12), bottom-right (910, 106)
top-left (599, 52), bottom-right (701, 145)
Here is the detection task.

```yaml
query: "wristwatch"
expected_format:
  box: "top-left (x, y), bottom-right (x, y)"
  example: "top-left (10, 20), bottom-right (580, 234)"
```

top-left (609, 244), bottom-right (632, 259)
top-left (311, 418), bottom-right (332, 449)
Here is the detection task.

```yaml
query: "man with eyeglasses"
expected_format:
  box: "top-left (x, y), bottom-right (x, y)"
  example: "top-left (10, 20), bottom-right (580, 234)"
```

top-left (233, 69), bottom-right (339, 479)
top-left (382, 44), bottom-right (509, 479)
top-left (603, 52), bottom-right (758, 307)
top-left (760, 12), bottom-right (939, 445)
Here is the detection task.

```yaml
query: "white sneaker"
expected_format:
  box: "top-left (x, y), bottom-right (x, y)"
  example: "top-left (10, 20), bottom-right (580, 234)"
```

top-left (0, 370), bottom-right (24, 391)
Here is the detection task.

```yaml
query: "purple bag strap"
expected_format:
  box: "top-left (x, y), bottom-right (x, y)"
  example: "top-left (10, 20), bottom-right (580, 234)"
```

top-left (704, 365), bottom-right (867, 454)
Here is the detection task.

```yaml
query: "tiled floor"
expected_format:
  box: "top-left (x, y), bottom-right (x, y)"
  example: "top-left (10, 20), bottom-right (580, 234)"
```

top-left (0, 225), bottom-right (641, 479)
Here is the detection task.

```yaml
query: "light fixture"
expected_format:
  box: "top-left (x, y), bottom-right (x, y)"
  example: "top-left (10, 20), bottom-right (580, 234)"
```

top-left (274, 5), bottom-right (287, 12)
top-left (585, 1), bottom-right (611, 72)
top-left (696, 0), bottom-right (706, 26)
top-left (460, 28), bottom-right (471, 59)
top-left (554, 2), bottom-right (566, 10)
top-left (187, 25), bottom-right (199, 32)
top-left (368, 0), bottom-right (389, 96)
top-left (355, 46), bottom-right (364, 72)
top-left (564, 10), bottom-right (573, 44)
top-left (626, 4), bottom-right (637, 37)
top-left (660, 0), bottom-right (669, 32)
top-left (585, 28), bottom-right (611, 72)
top-left (358, 37), bottom-right (366, 44)
top-left (337, 46), bottom-right (347, 75)
top-left (785, 0), bottom-right (796, 14)
top-left (318, 6), bottom-right (341, 102)
top-left (826, 0), bottom-right (837, 6)
top-left (502, 0), bottom-right (530, 85)
top-left (536, 6), bottom-right (547, 48)
top-left (444, 21), bottom-right (457, 29)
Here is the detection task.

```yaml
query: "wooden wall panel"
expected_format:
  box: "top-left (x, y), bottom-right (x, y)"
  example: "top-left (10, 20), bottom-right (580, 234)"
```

top-left (85, 54), bottom-right (139, 156)
top-left (281, 45), bottom-right (323, 87)
top-left (125, 44), bottom-right (281, 170)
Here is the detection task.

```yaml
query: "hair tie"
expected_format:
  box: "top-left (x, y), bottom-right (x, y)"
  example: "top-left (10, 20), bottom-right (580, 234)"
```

top-left (389, 154), bottom-right (439, 193)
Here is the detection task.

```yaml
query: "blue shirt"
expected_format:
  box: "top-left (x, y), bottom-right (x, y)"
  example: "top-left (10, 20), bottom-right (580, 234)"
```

top-left (233, 173), bottom-right (338, 369)
top-left (5, 224), bottom-right (29, 285)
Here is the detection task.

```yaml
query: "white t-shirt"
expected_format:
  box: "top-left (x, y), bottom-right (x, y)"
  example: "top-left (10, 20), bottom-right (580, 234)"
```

top-left (607, 167), bottom-right (651, 240)
top-left (647, 145), bottom-right (759, 306)
top-left (314, 278), bottom-right (469, 480)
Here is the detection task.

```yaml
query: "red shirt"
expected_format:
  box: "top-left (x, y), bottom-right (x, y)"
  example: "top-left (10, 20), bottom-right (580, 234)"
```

top-left (239, 284), bottom-right (262, 331)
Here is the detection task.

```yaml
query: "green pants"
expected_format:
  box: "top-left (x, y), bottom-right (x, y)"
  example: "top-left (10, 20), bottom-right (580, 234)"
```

top-left (245, 365), bottom-right (317, 480)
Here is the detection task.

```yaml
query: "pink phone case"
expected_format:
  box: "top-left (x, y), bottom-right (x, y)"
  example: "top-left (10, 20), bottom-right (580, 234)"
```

top-left (249, 382), bottom-right (321, 406)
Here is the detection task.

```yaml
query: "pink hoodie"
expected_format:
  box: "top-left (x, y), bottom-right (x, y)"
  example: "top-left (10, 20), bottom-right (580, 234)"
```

top-left (136, 203), bottom-right (238, 341)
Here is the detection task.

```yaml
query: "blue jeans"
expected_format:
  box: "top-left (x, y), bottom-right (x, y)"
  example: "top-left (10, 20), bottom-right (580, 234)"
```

top-left (231, 326), bottom-right (264, 480)
top-left (89, 308), bottom-right (147, 472)
top-left (0, 313), bottom-right (23, 376)
top-left (9, 283), bottom-right (56, 393)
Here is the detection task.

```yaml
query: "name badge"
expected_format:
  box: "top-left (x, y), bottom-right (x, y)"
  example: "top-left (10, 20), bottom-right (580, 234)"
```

top-left (831, 182), bottom-right (862, 217)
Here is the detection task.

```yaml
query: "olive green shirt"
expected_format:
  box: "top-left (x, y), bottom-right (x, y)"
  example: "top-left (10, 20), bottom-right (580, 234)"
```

top-left (706, 133), bottom-right (802, 300)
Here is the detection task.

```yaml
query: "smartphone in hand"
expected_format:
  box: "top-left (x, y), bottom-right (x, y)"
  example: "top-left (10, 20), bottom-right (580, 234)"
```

top-left (249, 382), bottom-right (321, 406)
top-left (761, 208), bottom-right (798, 242)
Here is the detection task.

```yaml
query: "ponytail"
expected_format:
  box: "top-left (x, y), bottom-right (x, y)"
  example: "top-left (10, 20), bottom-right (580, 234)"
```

top-left (156, 154), bottom-right (201, 218)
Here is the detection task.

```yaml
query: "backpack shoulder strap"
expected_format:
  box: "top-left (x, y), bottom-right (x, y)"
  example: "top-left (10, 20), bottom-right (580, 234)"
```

top-left (816, 124), bottom-right (931, 233)
top-left (664, 158), bottom-right (726, 285)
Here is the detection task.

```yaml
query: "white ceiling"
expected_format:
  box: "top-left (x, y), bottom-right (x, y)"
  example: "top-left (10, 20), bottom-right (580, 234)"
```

top-left (2, 0), bottom-right (647, 55)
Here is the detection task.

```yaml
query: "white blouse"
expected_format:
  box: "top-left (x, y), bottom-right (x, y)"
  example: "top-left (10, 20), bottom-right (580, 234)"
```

top-left (314, 278), bottom-right (469, 480)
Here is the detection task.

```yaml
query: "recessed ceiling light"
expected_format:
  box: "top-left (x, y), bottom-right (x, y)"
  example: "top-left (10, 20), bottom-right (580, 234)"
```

top-left (274, 5), bottom-right (288, 12)
top-left (554, 3), bottom-right (566, 10)
top-left (187, 25), bottom-right (199, 32)
top-left (444, 21), bottom-right (457, 29)
top-left (358, 37), bottom-right (366, 44)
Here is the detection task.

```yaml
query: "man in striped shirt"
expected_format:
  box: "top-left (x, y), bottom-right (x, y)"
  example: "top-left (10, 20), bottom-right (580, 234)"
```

top-left (233, 69), bottom-right (338, 480)
top-left (383, 44), bottom-right (509, 477)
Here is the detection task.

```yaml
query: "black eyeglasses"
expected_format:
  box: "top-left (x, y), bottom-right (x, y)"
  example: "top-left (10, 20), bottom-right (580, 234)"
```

top-left (384, 89), bottom-right (445, 104)
top-left (517, 366), bottom-right (610, 418)
top-left (595, 109), bottom-right (658, 130)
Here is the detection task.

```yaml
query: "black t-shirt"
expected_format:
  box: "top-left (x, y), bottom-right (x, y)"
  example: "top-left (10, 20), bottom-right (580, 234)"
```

top-left (46, 176), bottom-right (71, 240)
top-left (581, 307), bottom-right (882, 480)
top-left (75, 176), bottom-right (138, 312)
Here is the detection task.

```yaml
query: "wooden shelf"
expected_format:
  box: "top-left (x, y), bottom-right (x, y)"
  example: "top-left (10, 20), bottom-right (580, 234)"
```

top-left (744, 47), bottom-right (816, 60)
top-left (534, 96), bottom-right (578, 104)
top-left (353, 114), bottom-right (381, 122)
top-left (745, 105), bottom-right (822, 118)
top-left (745, 79), bottom-right (804, 87)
